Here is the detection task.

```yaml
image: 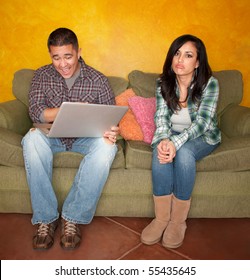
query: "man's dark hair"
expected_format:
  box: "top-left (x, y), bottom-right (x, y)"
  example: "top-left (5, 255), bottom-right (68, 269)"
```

top-left (47, 28), bottom-right (79, 51)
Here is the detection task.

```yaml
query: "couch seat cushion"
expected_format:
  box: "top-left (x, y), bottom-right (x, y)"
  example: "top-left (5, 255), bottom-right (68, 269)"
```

top-left (125, 135), bottom-right (250, 172)
top-left (125, 140), bottom-right (153, 169)
top-left (0, 128), bottom-right (125, 169)
top-left (197, 135), bottom-right (250, 172)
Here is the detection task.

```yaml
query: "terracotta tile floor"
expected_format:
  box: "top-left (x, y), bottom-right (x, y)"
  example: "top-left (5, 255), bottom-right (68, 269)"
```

top-left (0, 213), bottom-right (249, 260)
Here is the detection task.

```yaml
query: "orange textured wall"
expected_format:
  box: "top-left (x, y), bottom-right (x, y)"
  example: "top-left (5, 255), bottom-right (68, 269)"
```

top-left (0, 0), bottom-right (249, 106)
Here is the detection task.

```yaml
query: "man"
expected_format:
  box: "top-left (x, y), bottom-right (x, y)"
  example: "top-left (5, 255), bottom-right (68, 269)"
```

top-left (22, 28), bottom-right (119, 250)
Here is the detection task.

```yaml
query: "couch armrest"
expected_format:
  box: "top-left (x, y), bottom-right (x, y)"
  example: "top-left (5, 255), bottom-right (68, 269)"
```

top-left (220, 104), bottom-right (250, 137)
top-left (0, 99), bottom-right (32, 135)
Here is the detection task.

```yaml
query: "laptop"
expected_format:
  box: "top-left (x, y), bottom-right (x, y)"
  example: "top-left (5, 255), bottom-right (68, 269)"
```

top-left (33, 102), bottom-right (128, 138)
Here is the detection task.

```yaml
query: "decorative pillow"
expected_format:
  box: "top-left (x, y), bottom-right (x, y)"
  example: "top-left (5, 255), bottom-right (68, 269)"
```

top-left (128, 96), bottom-right (156, 144)
top-left (115, 89), bottom-right (144, 141)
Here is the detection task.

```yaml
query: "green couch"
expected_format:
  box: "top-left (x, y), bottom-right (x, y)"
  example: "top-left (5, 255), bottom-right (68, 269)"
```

top-left (0, 69), bottom-right (250, 218)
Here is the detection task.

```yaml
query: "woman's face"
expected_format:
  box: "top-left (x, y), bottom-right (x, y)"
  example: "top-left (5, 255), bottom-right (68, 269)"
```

top-left (171, 41), bottom-right (199, 79)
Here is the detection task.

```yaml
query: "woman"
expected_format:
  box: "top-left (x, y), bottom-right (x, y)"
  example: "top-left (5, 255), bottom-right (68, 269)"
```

top-left (141, 34), bottom-right (221, 249)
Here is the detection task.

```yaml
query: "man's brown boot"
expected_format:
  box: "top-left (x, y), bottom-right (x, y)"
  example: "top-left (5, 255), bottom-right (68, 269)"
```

top-left (141, 195), bottom-right (172, 245)
top-left (162, 195), bottom-right (191, 249)
top-left (33, 220), bottom-right (58, 250)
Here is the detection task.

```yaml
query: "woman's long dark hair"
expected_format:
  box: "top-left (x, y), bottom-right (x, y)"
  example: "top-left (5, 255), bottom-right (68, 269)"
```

top-left (160, 34), bottom-right (212, 112)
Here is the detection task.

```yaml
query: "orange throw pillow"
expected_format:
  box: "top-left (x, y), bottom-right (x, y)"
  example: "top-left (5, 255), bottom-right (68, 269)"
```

top-left (115, 89), bottom-right (144, 141)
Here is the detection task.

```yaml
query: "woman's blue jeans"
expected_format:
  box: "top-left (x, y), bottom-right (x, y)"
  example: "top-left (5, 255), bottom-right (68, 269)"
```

top-left (22, 128), bottom-right (117, 225)
top-left (152, 135), bottom-right (219, 200)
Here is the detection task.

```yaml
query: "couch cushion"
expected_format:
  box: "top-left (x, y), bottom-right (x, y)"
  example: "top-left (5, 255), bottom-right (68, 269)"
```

top-left (107, 76), bottom-right (129, 96)
top-left (52, 140), bottom-right (125, 169)
top-left (0, 128), bottom-right (24, 167)
top-left (12, 69), bottom-right (128, 106)
top-left (13, 69), bottom-right (34, 107)
top-left (0, 99), bottom-right (32, 135)
top-left (125, 135), bottom-right (250, 172)
top-left (197, 135), bottom-right (250, 172)
top-left (0, 127), bottom-right (125, 169)
top-left (213, 70), bottom-right (243, 115)
top-left (128, 70), bottom-right (159, 98)
top-left (128, 70), bottom-right (243, 115)
top-left (115, 89), bottom-right (144, 141)
top-left (125, 140), bottom-right (153, 170)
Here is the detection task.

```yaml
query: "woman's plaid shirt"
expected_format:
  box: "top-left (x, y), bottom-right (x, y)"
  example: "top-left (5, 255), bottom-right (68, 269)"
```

top-left (151, 76), bottom-right (221, 150)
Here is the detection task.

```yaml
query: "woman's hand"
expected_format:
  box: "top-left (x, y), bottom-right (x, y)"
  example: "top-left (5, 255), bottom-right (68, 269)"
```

top-left (157, 139), bottom-right (176, 164)
top-left (103, 126), bottom-right (120, 144)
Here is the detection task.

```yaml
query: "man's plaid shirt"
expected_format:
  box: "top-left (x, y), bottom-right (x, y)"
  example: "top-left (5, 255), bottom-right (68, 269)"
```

top-left (152, 76), bottom-right (221, 150)
top-left (29, 58), bottom-right (115, 149)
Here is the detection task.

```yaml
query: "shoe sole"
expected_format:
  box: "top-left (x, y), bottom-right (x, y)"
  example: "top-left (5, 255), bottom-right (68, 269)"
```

top-left (140, 237), bottom-right (162, 245)
top-left (162, 241), bottom-right (183, 249)
top-left (60, 241), bottom-right (81, 250)
top-left (33, 241), bottom-right (54, 250)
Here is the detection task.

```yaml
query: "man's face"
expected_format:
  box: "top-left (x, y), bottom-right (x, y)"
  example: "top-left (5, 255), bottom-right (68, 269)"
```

top-left (49, 44), bottom-right (81, 78)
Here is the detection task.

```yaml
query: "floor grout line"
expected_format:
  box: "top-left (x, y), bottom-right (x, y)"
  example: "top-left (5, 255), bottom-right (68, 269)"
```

top-left (104, 216), bottom-right (141, 236)
top-left (167, 249), bottom-right (192, 260)
top-left (105, 216), bottom-right (192, 260)
top-left (116, 243), bottom-right (143, 260)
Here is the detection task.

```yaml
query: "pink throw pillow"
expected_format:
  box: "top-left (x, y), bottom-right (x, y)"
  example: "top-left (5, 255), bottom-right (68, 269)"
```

top-left (128, 96), bottom-right (156, 144)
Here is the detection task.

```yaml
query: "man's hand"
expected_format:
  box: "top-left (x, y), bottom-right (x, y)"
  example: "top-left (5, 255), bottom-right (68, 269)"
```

top-left (43, 107), bottom-right (60, 123)
top-left (103, 126), bottom-right (120, 144)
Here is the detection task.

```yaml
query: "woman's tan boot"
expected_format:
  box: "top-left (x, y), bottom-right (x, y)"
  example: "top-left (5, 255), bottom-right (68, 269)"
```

top-left (162, 195), bottom-right (191, 249)
top-left (141, 195), bottom-right (172, 245)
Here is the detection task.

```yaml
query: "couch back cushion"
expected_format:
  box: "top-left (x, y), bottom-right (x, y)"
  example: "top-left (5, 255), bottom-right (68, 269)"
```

top-left (12, 69), bottom-right (128, 106)
top-left (12, 69), bottom-right (34, 107)
top-left (213, 70), bottom-right (243, 114)
top-left (107, 76), bottom-right (129, 96)
top-left (128, 70), bottom-right (243, 114)
top-left (128, 70), bottom-right (159, 98)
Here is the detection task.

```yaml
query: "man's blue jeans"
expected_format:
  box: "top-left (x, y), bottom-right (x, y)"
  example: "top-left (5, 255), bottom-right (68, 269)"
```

top-left (22, 128), bottom-right (117, 225)
top-left (152, 135), bottom-right (219, 200)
